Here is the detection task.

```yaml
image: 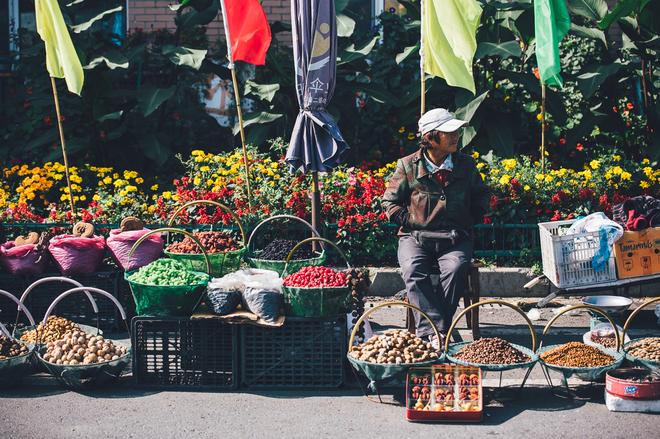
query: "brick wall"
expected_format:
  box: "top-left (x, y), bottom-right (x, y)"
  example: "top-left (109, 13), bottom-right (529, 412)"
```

top-left (127, 0), bottom-right (291, 44)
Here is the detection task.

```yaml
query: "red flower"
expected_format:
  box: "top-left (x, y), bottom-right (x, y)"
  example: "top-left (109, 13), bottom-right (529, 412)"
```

top-left (551, 211), bottom-right (561, 221)
top-left (489, 195), bottom-right (499, 210)
top-left (533, 67), bottom-right (540, 80)
top-left (612, 106), bottom-right (618, 113)
top-left (626, 102), bottom-right (634, 110)
top-left (559, 138), bottom-right (566, 145)
top-left (578, 188), bottom-right (594, 200)
top-left (576, 143), bottom-right (584, 151)
top-left (483, 216), bottom-right (492, 225)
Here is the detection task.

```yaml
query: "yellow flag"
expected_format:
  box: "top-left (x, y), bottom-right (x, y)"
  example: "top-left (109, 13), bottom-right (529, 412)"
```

top-left (35, 0), bottom-right (84, 95)
top-left (423, 0), bottom-right (482, 94)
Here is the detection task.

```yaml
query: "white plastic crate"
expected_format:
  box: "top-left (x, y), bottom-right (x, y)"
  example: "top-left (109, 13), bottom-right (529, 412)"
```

top-left (538, 219), bottom-right (617, 289)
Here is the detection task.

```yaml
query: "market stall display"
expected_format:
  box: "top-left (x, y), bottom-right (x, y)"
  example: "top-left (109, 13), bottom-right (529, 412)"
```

top-left (406, 365), bottom-right (483, 422)
top-left (0, 289), bottom-right (36, 387)
top-left (245, 215), bottom-right (325, 273)
top-left (107, 216), bottom-right (163, 271)
top-left (0, 231), bottom-right (48, 276)
top-left (36, 287), bottom-right (131, 389)
top-left (125, 228), bottom-right (211, 316)
top-left (48, 222), bottom-right (106, 275)
top-left (348, 301), bottom-right (442, 402)
top-left (165, 200), bottom-right (246, 277)
top-left (347, 268), bottom-right (370, 343)
top-left (281, 237), bottom-right (351, 318)
top-left (622, 297), bottom-right (660, 369)
top-left (445, 300), bottom-right (538, 372)
top-left (537, 304), bottom-right (624, 383)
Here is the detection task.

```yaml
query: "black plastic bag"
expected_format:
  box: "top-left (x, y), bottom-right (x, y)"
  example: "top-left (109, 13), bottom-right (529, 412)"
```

top-left (206, 288), bottom-right (242, 315)
top-left (242, 287), bottom-right (282, 323)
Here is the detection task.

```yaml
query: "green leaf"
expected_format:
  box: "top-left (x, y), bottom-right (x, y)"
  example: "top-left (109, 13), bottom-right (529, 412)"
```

top-left (244, 81), bottom-right (280, 102)
top-left (140, 134), bottom-right (170, 167)
top-left (339, 36), bottom-right (379, 64)
top-left (162, 46), bottom-right (208, 70)
top-left (138, 86), bottom-right (176, 117)
top-left (70, 6), bottom-right (122, 33)
top-left (233, 112), bottom-right (282, 135)
top-left (455, 91), bottom-right (489, 123)
top-left (84, 50), bottom-right (129, 70)
top-left (599, 0), bottom-right (639, 29)
top-left (569, 23), bottom-right (607, 46)
top-left (577, 62), bottom-right (623, 98)
top-left (337, 14), bottom-right (356, 38)
top-left (475, 41), bottom-right (522, 59)
top-left (96, 111), bottom-right (123, 122)
top-left (568, 0), bottom-right (609, 21)
top-left (176, 0), bottom-right (219, 28)
top-left (395, 44), bottom-right (419, 64)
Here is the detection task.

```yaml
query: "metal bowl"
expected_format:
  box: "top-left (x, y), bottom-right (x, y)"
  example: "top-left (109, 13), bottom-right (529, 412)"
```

top-left (582, 296), bottom-right (632, 316)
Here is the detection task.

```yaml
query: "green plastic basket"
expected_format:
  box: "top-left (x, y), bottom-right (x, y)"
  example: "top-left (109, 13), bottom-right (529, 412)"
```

top-left (281, 237), bottom-right (351, 318)
top-left (245, 214), bottom-right (326, 273)
top-left (165, 247), bottom-right (246, 278)
top-left (127, 228), bottom-right (211, 316)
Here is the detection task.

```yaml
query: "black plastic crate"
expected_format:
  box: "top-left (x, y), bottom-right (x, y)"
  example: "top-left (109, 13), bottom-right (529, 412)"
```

top-left (240, 315), bottom-right (347, 389)
top-left (131, 317), bottom-right (239, 390)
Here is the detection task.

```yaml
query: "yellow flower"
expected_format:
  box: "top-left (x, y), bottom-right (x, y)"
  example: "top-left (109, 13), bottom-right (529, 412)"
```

top-left (135, 177), bottom-right (144, 184)
top-left (641, 158), bottom-right (650, 165)
top-left (589, 160), bottom-right (600, 170)
top-left (490, 169), bottom-right (500, 175)
top-left (544, 175), bottom-right (553, 183)
top-left (191, 150), bottom-right (204, 156)
top-left (640, 181), bottom-right (650, 189)
top-left (194, 156), bottom-right (204, 163)
top-left (523, 185), bottom-right (530, 191)
top-left (114, 179), bottom-right (126, 187)
top-left (79, 195), bottom-right (86, 201)
top-left (150, 184), bottom-right (159, 191)
top-left (200, 166), bottom-right (210, 172)
top-left (162, 191), bottom-right (172, 199)
top-left (126, 185), bottom-right (137, 193)
top-left (476, 162), bottom-right (485, 170)
top-left (407, 133), bottom-right (415, 140)
top-left (535, 174), bottom-right (544, 181)
top-left (480, 173), bottom-right (486, 181)
top-left (499, 174), bottom-right (511, 186)
top-left (398, 127), bottom-right (405, 133)
top-left (93, 194), bottom-right (100, 201)
top-left (536, 113), bottom-right (542, 121)
top-left (193, 177), bottom-right (201, 186)
top-left (612, 155), bottom-right (621, 162)
top-left (611, 166), bottom-right (623, 175)
top-left (472, 151), bottom-right (480, 159)
top-left (620, 171), bottom-right (632, 181)
top-left (103, 176), bottom-right (112, 185)
top-left (501, 159), bottom-right (516, 171)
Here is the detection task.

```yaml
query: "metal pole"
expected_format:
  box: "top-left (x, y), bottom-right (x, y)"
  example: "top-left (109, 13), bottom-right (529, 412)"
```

top-left (420, 0), bottom-right (426, 116)
top-left (50, 77), bottom-right (76, 222)
top-left (220, 0), bottom-right (252, 208)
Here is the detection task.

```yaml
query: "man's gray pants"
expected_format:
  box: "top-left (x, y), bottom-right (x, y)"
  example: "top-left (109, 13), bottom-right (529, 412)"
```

top-left (397, 234), bottom-right (472, 337)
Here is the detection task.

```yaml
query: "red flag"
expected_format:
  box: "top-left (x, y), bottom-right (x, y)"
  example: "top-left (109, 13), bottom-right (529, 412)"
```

top-left (222, 0), bottom-right (272, 65)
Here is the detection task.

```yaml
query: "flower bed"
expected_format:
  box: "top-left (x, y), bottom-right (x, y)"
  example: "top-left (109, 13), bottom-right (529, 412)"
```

top-left (1, 143), bottom-right (657, 266)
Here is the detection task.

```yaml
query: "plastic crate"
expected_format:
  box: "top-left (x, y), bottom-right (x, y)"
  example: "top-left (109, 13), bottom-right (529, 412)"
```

top-left (539, 220), bottom-right (617, 289)
top-left (240, 315), bottom-right (347, 389)
top-left (131, 317), bottom-right (238, 390)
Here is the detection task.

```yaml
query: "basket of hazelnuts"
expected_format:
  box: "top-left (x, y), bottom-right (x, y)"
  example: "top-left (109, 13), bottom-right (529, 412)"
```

top-left (48, 222), bottom-right (106, 275)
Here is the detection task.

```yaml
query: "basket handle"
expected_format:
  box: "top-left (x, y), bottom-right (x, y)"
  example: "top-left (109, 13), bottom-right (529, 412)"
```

top-left (621, 297), bottom-right (660, 349)
top-left (166, 200), bottom-right (246, 246)
top-left (348, 300), bottom-right (441, 351)
top-left (540, 304), bottom-right (621, 352)
top-left (282, 237), bottom-right (349, 277)
top-left (246, 214), bottom-right (321, 253)
top-left (129, 227), bottom-right (212, 275)
top-left (0, 289), bottom-right (36, 339)
top-left (444, 299), bottom-right (537, 353)
top-left (41, 287), bottom-right (130, 340)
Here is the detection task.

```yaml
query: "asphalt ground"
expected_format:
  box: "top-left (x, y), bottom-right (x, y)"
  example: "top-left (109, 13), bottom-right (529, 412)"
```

top-left (2, 297), bottom-right (659, 438)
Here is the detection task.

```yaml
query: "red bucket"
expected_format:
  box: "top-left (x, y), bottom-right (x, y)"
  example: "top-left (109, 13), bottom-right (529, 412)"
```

top-left (606, 368), bottom-right (660, 400)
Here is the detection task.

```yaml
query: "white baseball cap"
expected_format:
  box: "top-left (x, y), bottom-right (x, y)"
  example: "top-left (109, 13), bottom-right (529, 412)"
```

top-left (418, 108), bottom-right (467, 135)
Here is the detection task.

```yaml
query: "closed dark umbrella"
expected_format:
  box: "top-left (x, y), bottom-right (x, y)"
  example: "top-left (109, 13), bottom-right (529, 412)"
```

top-left (287, 0), bottom-right (349, 233)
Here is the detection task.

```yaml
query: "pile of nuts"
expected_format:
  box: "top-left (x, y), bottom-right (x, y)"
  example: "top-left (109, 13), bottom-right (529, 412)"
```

top-left (42, 330), bottom-right (127, 365)
top-left (349, 329), bottom-right (439, 364)
top-left (453, 337), bottom-right (531, 364)
top-left (283, 266), bottom-right (348, 288)
top-left (258, 239), bottom-right (315, 260)
top-left (626, 337), bottom-right (660, 362)
top-left (20, 316), bottom-right (80, 344)
top-left (591, 333), bottom-right (617, 349)
top-left (540, 341), bottom-right (615, 367)
top-left (167, 231), bottom-right (240, 254)
top-left (0, 335), bottom-right (29, 359)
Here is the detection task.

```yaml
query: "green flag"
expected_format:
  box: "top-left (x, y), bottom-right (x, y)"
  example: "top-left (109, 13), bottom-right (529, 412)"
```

top-left (534, 0), bottom-right (570, 88)
top-left (423, 0), bottom-right (482, 94)
top-left (35, 0), bottom-right (84, 95)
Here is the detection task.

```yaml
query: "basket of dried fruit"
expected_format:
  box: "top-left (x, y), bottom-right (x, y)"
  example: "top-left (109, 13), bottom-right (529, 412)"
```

top-left (35, 287), bottom-right (131, 389)
top-left (125, 228), bottom-right (211, 316)
top-left (537, 304), bottom-right (624, 381)
top-left (347, 301), bottom-right (442, 396)
top-left (444, 300), bottom-right (538, 371)
top-left (0, 289), bottom-right (36, 387)
top-left (621, 297), bottom-right (660, 370)
top-left (164, 200), bottom-right (246, 277)
top-left (0, 231), bottom-right (49, 276)
top-left (281, 237), bottom-right (351, 318)
top-left (48, 222), bottom-right (106, 275)
top-left (245, 215), bottom-right (326, 273)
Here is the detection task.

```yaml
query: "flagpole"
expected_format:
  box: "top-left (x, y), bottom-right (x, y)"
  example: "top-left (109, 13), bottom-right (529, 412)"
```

top-left (540, 81), bottom-right (546, 173)
top-left (50, 77), bottom-right (76, 222)
top-left (420, 0), bottom-right (426, 116)
top-left (220, 0), bottom-right (253, 209)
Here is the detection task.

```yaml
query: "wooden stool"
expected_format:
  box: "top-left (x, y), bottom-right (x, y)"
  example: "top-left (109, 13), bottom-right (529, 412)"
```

top-left (403, 261), bottom-right (481, 340)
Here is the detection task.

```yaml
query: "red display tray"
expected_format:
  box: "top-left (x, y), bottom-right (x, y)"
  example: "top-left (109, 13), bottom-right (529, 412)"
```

top-left (406, 364), bottom-right (483, 422)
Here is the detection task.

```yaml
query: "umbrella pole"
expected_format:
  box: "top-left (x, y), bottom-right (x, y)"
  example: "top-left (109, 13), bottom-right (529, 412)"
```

top-left (50, 77), bottom-right (76, 222)
top-left (420, 0), bottom-right (426, 116)
top-left (311, 171), bottom-right (320, 252)
top-left (540, 81), bottom-right (546, 173)
top-left (230, 67), bottom-right (253, 209)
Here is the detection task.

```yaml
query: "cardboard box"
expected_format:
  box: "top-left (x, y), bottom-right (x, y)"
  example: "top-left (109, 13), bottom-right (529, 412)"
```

top-left (614, 227), bottom-right (660, 279)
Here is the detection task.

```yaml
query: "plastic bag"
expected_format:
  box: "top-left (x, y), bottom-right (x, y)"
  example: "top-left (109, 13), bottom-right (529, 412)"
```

top-left (568, 213), bottom-right (623, 272)
top-left (0, 241), bottom-right (48, 276)
top-left (48, 234), bottom-right (106, 275)
top-left (215, 269), bottom-right (283, 322)
top-left (107, 228), bottom-right (163, 271)
top-left (583, 322), bottom-right (629, 349)
top-left (206, 272), bottom-right (246, 315)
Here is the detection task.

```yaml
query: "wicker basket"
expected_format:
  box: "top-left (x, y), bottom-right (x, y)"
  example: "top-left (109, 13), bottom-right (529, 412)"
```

top-left (538, 219), bottom-right (617, 288)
